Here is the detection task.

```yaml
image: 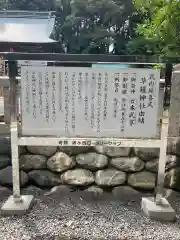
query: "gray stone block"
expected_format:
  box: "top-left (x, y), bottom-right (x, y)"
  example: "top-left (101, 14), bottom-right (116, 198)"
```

top-left (27, 146), bottom-right (57, 157)
top-left (95, 169), bottom-right (126, 187)
top-left (1, 195), bottom-right (34, 216)
top-left (61, 169), bottom-right (94, 186)
top-left (76, 152), bottom-right (108, 170)
top-left (141, 197), bottom-right (176, 221)
top-left (47, 152), bottom-right (75, 172)
top-left (128, 171), bottom-right (156, 189)
top-left (28, 170), bottom-right (61, 187)
top-left (0, 166), bottom-right (29, 186)
top-left (94, 146), bottom-right (131, 157)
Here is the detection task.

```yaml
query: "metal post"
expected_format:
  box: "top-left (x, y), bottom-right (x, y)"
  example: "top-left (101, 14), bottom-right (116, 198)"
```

top-left (141, 64), bottom-right (176, 221)
top-left (3, 86), bottom-right (10, 124)
top-left (155, 109), bottom-right (169, 204)
top-left (1, 60), bottom-right (34, 215)
top-left (9, 60), bottom-right (22, 203)
top-left (155, 63), bottom-right (172, 204)
top-left (168, 71), bottom-right (180, 136)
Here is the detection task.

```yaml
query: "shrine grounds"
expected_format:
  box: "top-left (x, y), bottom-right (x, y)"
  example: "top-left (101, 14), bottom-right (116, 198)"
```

top-left (0, 186), bottom-right (180, 240)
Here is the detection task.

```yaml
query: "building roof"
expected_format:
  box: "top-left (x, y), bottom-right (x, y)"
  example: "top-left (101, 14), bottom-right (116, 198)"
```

top-left (0, 11), bottom-right (56, 43)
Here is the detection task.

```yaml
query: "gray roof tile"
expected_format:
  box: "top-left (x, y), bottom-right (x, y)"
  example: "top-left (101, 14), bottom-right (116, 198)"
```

top-left (0, 11), bottom-right (56, 43)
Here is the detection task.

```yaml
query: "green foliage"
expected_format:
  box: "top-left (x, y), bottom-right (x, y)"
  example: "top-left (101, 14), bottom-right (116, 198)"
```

top-left (133, 0), bottom-right (180, 56)
top-left (0, 0), bottom-right (8, 9)
top-left (0, 0), bottom-right (142, 55)
top-left (126, 37), bottom-right (157, 55)
top-left (53, 0), bottom-right (134, 54)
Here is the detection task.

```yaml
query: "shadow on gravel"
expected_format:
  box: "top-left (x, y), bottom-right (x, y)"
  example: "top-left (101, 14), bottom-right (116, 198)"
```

top-left (0, 189), bottom-right (180, 239)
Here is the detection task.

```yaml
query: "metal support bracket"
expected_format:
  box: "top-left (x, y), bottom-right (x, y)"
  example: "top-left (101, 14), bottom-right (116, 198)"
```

top-left (141, 109), bottom-right (176, 221)
top-left (0, 61), bottom-right (34, 216)
top-left (141, 110), bottom-right (176, 221)
top-left (141, 64), bottom-right (176, 221)
top-left (155, 109), bottom-right (169, 204)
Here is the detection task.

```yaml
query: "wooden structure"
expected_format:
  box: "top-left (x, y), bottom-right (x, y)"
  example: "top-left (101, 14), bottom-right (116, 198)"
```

top-left (0, 10), bottom-right (59, 117)
top-left (0, 10), bottom-right (59, 53)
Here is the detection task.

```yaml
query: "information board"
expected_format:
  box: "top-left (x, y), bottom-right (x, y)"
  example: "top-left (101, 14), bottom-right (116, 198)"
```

top-left (17, 61), bottom-right (47, 76)
top-left (0, 60), bottom-right (47, 76)
top-left (20, 66), bottom-right (160, 138)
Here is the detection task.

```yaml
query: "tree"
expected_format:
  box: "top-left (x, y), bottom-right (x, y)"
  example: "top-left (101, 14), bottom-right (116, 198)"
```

top-left (0, 0), bottom-right (8, 9)
top-left (0, 0), bottom-right (139, 55)
top-left (53, 0), bottom-right (134, 54)
top-left (132, 0), bottom-right (180, 56)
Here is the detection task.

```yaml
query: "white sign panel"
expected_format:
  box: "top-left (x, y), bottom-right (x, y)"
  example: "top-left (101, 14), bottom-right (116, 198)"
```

top-left (1, 60), bottom-right (47, 76)
top-left (18, 60), bottom-right (47, 66)
top-left (17, 61), bottom-right (47, 76)
top-left (20, 66), bottom-right (160, 138)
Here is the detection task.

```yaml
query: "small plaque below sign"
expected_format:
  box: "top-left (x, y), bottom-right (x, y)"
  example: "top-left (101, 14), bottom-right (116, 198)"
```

top-left (20, 66), bottom-right (160, 138)
top-left (58, 139), bottom-right (122, 147)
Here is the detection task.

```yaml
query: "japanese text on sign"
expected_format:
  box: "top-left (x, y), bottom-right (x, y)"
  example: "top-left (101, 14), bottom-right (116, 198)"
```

top-left (58, 139), bottom-right (122, 147)
top-left (21, 66), bottom-right (160, 138)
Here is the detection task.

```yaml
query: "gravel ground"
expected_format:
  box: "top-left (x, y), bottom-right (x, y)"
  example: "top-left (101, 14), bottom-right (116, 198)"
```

top-left (0, 187), bottom-right (180, 240)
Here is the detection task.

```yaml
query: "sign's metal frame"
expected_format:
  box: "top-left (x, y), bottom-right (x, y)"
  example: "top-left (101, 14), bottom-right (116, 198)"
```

top-left (0, 52), bottom-right (176, 219)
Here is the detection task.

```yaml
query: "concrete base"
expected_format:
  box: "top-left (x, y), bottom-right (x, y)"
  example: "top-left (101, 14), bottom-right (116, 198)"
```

top-left (141, 197), bottom-right (176, 221)
top-left (1, 195), bottom-right (34, 216)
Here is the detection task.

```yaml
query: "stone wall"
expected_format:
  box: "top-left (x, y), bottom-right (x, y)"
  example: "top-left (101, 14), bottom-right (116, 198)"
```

top-left (0, 136), bottom-right (180, 193)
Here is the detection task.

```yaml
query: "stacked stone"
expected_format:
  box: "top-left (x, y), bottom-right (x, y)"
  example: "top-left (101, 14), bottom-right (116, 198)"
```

top-left (0, 137), bottom-right (180, 193)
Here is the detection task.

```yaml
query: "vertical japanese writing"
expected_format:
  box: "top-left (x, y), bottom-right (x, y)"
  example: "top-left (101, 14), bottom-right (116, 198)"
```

top-left (103, 73), bottom-right (108, 120)
top-left (120, 73), bottom-right (128, 132)
top-left (148, 73), bottom-right (156, 108)
top-left (52, 71), bottom-right (56, 122)
top-left (97, 72), bottom-right (102, 132)
top-left (113, 98), bottom-right (118, 118)
top-left (131, 74), bottom-right (136, 95)
top-left (78, 72), bottom-right (82, 101)
top-left (129, 74), bottom-right (137, 126)
top-left (59, 72), bottom-right (62, 111)
top-left (25, 70), bottom-right (30, 114)
top-left (113, 72), bottom-right (120, 118)
top-left (120, 98), bottom-right (127, 132)
top-left (138, 76), bottom-right (147, 124)
top-left (45, 71), bottom-right (50, 122)
top-left (114, 72), bottom-right (120, 93)
top-left (38, 72), bottom-right (43, 116)
top-left (122, 73), bottom-right (128, 94)
top-left (72, 72), bottom-right (76, 131)
top-left (129, 99), bottom-right (136, 126)
top-left (91, 72), bottom-right (96, 128)
top-left (32, 72), bottom-right (37, 119)
top-left (64, 72), bottom-right (69, 132)
top-left (84, 72), bottom-right (89, 120)
top-left (21, 67), bottom-right (159, 138)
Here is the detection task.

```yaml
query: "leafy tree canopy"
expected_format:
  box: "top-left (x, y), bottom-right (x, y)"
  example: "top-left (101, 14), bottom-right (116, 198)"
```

top-left (53, 0), bottom-right (134, 54)
top-left (133, 0), bottom-right (180, 57)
